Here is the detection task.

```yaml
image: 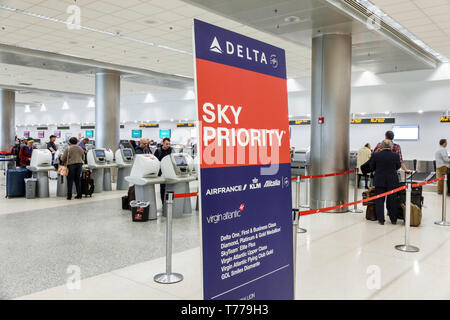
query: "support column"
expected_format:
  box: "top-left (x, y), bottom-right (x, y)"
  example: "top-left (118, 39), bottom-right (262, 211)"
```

top-left (310, 33), bottom-right (351, 213)
top-left (95, 70), bottom-right (120, 151)
top-left (0, 89), bottom-right (15, 153)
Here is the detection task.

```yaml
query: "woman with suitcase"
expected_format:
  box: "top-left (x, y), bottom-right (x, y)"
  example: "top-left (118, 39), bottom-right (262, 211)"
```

top-left (60, 137), bottom-right (85, 200)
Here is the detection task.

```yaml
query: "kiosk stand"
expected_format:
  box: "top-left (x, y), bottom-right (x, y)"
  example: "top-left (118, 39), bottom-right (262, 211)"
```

top-left (115, 148), bottom-right (134, 190)
top-left (161, 153), bottom-right (197, 218)
top-left (86, 148), bottom-right (115, 193)
top-left (26, 149), bottom-right (54, 198)
top-left (125, 154), bottom-right (164, 220)
top-left (103, 148), bottom-right (116, 191)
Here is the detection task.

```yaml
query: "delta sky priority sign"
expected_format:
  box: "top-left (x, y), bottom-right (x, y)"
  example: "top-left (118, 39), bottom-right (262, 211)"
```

top-left (193, 19), bottom-right (294, 300)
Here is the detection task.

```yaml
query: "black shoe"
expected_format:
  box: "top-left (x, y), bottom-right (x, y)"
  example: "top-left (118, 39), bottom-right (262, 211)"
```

top-left (378, 221), bottom-right (385, 225)
top-left (67, 196), bottom-right (72, 200)
top-left (75, 195), bottom-right (82, 199)
top-left (391, 220), bottom-right (397, 225)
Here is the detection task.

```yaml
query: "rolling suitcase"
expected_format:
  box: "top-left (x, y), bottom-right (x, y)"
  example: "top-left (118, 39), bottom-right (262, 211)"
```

top-left (365, 203), bottom-right (377, 221)
top-left (6, 168), bottom-right (31, 198)
top-left (81, 169), bottom-right (94, 197)
top-left (122, 195), bottom-right (130, 210)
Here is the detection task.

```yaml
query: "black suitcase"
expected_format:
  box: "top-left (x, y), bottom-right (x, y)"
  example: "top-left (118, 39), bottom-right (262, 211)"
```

top-left (6, 168), bottom-right (31, 198)
top-left (122, 195), bottom-right (130, 210)
top-left (81, 178), bottom-right (94, 197)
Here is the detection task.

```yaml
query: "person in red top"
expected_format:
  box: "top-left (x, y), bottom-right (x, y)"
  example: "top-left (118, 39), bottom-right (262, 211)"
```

top-left (373, 131), bottom-right (411, 174)
top-left (19, 139), bottom-right (35, 167)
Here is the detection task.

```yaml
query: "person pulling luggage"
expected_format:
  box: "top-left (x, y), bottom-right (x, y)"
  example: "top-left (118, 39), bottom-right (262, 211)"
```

top-left (369, 139), bottom-right (401, 225)
top-left (61, 137), bottom-right (85, 200)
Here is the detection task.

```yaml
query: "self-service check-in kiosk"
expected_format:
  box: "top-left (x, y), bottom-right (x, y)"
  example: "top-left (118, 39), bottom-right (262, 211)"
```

top-left (125, 154), bottom-right (164, 220)
top-left (86, 148), bottom-right (114, 193)
top-left (102, 148), bottom-right (116, 191)
top-left (161, 153), bottom-right (196, 218)
top-left (115, 148), bottom-right (134, 190)
top-left (26, 149), bottom-right (54, 197)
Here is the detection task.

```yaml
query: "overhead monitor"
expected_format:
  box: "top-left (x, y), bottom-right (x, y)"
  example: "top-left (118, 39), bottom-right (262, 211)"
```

top-left (24, 131), bottom-right (30, 138)
top-left (38, 131), bottom-right (44, 138)
top-left (392, 125), bottom-right (419, 141)
top-left (53, 131), bottom-right (61, 138)
top-left (131, 130), bottom-right (142, 138)
top-left (159, 129), bottom-right (171, 138)
top-left (85, 130), bottom-right (94, 138)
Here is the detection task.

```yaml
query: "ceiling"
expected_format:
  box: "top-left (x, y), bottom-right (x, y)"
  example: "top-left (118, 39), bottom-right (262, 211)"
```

top-left (370, 0), bottom-right (450, 61)
top-left (0, 0), bottom-right (447, 107)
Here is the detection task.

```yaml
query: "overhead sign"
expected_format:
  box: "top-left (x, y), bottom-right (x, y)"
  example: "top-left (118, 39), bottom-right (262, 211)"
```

top-left (81, 125), bottom-right (95, 129)
top-left (440, 116), bottom-right (450, 123)
top-left (194, 19), bottom-right (293, 300)
top-left (351, 118), bottom-right (395, 124)
top-left (289, 120), bottom-right (310, 125)
top-left (177, 123), bottom-right (196, 127)
top-left (139, 123), bottom-right (159, 128)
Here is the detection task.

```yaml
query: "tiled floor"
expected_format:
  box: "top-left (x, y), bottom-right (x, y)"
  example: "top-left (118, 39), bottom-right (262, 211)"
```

top-left (1, 176), bottom-right (449, 300)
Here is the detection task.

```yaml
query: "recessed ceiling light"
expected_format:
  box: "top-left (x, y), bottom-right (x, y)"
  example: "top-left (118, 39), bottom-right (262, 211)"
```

top-left (144, 19), bottom-right (157, 25)
top-left (40, 103), bottom-right (47, 112)
top-left (62, 101), bottom-right (70, 110)
top-left (418, 110), bottom-right (423, 114)
top-left (384, 111), bottom-right (390, 115)
top-left (24, 105), bottom-right (31, 113)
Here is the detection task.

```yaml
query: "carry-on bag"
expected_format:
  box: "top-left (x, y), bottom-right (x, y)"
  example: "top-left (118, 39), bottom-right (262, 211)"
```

top-left (400, 203), bottom-right (422, 227)
top-left (130, 201), bottom-right (150, 222)
top-left (365, 203), bottom-right (377, 221)
top-left (81, 178), bottom-right (94, 197)
top-left (6, 168), bottom-right (32, 198)
top-left (128, 185), bottom-right (135, 203)
top-left (362, 187), bottom-right (376, 206)
top-left (122, 195), bottom-right (130, 210)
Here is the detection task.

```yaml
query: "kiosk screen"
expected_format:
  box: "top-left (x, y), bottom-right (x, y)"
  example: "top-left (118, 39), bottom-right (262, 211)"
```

top-left (95, 150), bottom-right (105, 158)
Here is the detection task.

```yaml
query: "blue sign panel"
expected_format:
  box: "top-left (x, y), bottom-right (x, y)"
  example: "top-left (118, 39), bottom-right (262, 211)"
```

top-left (194, 19), bottom-right (293, 300)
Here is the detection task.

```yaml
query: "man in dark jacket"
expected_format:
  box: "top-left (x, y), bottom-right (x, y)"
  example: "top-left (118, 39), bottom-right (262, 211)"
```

top-left (154, 138), bottom-right (173, 204)
top-left (369, 139), bottom-right (401, 225)
top-left (135, 138), bottom-right (151, 154)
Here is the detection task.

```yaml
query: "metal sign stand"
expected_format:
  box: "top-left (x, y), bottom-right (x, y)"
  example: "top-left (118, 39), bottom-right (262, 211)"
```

top-left (154, 191), bottom-right (184, 284)
top-left (296, 176), bottom-right (307, 233)
top-left (435, 175), bottom-right (450, 226)
top-left (350, 170), bottom-right (363, 213)
top-left (395, 184), bottom-right (420, 252)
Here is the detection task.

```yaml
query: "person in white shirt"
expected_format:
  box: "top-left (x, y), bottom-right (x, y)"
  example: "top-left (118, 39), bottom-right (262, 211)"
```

top-left (435, 139), bottom-right (450, 194)
top-left (357, 143), bottom-right (372, 189)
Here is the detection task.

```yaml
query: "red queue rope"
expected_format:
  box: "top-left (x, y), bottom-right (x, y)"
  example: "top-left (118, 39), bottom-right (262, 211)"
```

top-left (298, 175), bottom-right (445, 216)
top-left (291, 169), bottom-right (356, 181)
top-left (173, 192), bottom-right (198, 199)
top-left (412, 176), bottom-right (444, 188)
top-left (299, 185), bottom-right (407, 216)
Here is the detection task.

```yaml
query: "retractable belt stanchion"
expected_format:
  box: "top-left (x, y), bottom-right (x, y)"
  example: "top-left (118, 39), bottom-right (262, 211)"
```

top-left (350, 169), bottom-right (363, 213)
top-left (300, 166), bottom-right (310, 208)
top-left (435, 175), bottom-right (450, 227)
top-left (296, 176), bottom-right (307, 234)
top-left (154, 191), bottom-right (184, 284)
top-left (395, 183), bottom-right (420, 252)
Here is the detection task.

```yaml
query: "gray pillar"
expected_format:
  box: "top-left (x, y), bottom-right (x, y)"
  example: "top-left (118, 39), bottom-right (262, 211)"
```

top-left (0, 89), bottom-right (15, 152)
top-left (95, 70), bottom-right (120, 151)
top-left (310, 34), bottom-right (351, 213)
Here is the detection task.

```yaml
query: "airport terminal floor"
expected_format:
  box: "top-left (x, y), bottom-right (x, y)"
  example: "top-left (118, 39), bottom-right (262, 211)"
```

top-left (0, 176), bottom-right (448, 300)
top-left (1, 0), bottom-right (450, 306)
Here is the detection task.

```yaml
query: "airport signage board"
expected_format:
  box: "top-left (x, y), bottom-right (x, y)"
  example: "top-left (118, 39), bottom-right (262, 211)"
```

top-left (37, 126), bottom-right (48, 130)
top-left (289, 120), bottom-right (310, 125)
top-left (440, 116), bottom-right (450, 123)
top-left (57, 126), bottom-right (70, 130)
top-left (81, 125), bottom-right (95, 129)
top-left (139, 123), bottom-right (159, 128)
top-left (177, 123), bottom-right (196, 127)
top-left (351, 118), bottom-right (395, 124)
top-left (193, 19), bottom-right (293, 300)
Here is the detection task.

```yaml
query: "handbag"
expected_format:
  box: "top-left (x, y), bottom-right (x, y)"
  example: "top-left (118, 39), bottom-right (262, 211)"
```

top-left (57, 147), bottom-right (70, 177)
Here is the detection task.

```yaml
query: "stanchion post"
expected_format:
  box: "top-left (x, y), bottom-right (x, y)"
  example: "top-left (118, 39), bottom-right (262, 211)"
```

top-left (154, 191), bottom-right (184, 284)
top-left (296, 176), bottom-right (307, 234)
top-left (435, 175), bottom-right (450, 226)
top-left (300, 166), bottom-right (310, 208)
top-left (395, 184), bottom-right (419, 252)
top-left (350, 169), bottom-right (363, 213)
top-left (292, 206), bottom-right (298, 298)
